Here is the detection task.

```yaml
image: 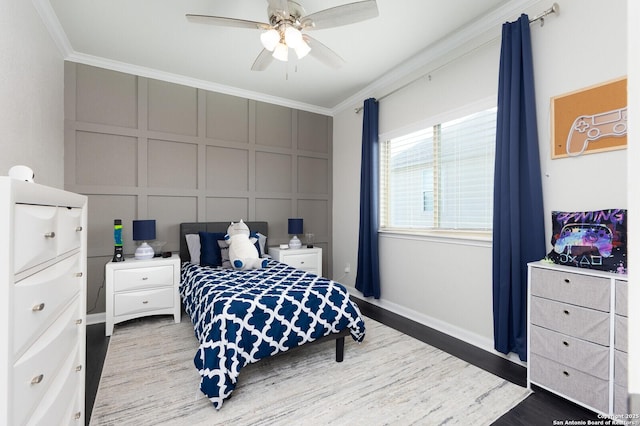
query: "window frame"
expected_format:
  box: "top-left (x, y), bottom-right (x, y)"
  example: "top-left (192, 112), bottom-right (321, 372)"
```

top-left (378, 97), bottom-right (497, 241)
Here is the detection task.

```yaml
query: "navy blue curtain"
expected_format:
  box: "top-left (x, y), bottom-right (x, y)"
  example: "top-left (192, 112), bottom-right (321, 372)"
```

top-left (492, 15), bottom-right (545, 361)
top-left (355, 98), bottom-right (381, 299)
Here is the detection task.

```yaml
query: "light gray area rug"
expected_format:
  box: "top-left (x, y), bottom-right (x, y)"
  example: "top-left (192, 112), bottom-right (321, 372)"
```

top-left (90, 315), bottom-right (530, 425)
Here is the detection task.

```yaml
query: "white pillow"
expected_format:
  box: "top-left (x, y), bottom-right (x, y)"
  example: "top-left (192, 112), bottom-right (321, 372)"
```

top-left (256, 232), bottom-right (267, 256)
top-left (185, 234), bottom-right (200, 264)
top-left (217, 240), bottom-right (232, 269)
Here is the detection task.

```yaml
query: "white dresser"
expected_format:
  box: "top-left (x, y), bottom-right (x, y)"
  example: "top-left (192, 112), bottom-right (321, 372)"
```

top-left (527, 261), bottom-right (629, 416)
top-left (105, 254), bottom-right (181, 336)
top-left (0, 177), bottom-right (88, 425)
top-left (269, 247), bottom-right (322, 276)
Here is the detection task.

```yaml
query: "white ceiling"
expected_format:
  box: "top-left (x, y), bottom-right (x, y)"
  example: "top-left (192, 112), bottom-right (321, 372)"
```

top-left (38, 0), bottom-right (540, 114)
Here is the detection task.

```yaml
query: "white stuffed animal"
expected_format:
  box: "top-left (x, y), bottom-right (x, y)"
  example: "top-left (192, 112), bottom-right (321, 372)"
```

top-left (225, 220), bottom-right (268, 270)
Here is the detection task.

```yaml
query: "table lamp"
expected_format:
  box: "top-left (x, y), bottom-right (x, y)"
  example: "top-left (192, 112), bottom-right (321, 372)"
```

top-left (133, 219), bottom-right (156, 260)
top-left (288, 218), bottom-right (303, 249)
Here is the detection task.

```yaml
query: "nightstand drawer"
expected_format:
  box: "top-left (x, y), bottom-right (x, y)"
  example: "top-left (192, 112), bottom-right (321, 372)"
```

top-left (530, 296), bottom-right (610, 345)
top-left (114, 287), bottom-right (175, 317)
top-left (530, 267), bottom-right (610, 312)
top-left (530, 325), bottom-right (609, 379)
top-left (530, 353), bottom-right (609, 413)
top-left (114, 265), bottom-right (174, 292)
top-left (281, 253), bottom-right (318, 271)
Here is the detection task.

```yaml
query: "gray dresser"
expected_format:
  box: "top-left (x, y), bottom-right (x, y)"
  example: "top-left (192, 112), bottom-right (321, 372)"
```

top-left (527, 261), bottom-right (629, 416)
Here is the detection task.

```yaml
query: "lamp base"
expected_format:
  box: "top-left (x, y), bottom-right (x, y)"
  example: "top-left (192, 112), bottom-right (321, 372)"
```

top-left (134, 242), bottom-right (155, 260)
top-left (288, 235), bottom-right (302, 249)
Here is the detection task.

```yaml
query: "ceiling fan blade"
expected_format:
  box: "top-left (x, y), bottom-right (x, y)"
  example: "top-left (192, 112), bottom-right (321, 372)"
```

top-left (300, 0), bottom-right (379, 30)
top-left (186, 14), bottom-right (271, 30)
top-left (251, 48), bottom-right (275, 71)
top-left (303, 35), bottom-right (345, 69)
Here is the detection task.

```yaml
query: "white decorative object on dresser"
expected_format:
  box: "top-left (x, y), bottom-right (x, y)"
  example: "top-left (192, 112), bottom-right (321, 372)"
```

top-left (269, 247), bottom-right (322, 276)
top-left (527, 261), bottom-right (629, 417)
top-left (0, 177), bottom-right (88, 425)
top-left (105, 254), bottom-right (181, 336)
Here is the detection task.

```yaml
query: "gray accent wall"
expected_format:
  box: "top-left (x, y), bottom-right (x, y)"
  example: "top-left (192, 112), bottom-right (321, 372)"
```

top-left (64, 63), bottom-right (333, 315)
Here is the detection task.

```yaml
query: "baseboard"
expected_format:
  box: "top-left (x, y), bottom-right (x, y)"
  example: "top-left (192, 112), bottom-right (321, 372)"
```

top-left (87, 312), bottom-right (106, 325)
top-left (346, 285), bottom-right (526, 367)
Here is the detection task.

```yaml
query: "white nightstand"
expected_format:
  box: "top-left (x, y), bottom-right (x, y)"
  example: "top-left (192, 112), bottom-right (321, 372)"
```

top-left (105, 254), bottom-right (181, 336)
top-left (269, 247), bottom-right (322, 276)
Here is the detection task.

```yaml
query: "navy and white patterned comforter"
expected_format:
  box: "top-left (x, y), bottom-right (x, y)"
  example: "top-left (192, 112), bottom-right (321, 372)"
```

top-left (180, 260), bottom-right (366, 409)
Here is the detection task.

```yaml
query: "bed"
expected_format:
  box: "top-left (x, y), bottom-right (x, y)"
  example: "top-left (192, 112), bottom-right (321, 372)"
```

top-left (179, 222), bottom-right (366, 409)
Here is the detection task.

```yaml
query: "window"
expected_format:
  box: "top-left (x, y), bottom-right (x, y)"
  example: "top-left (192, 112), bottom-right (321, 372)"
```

top-left (380, 107), bottom-right (497, 232)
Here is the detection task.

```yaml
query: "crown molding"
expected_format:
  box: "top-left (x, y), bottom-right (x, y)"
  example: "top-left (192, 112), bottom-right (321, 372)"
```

top-left (330, 0), bottom-right (542, 115)
top-left (64, 52), bottom-right (333, 116)
top-left (32, 0), bottom-right (73, 56)
top-left (35, 0), bottom-right (542, 117)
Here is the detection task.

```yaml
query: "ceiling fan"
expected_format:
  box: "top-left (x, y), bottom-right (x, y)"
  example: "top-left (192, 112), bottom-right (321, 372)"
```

top-left (186, 0), bottom-right (379, 71)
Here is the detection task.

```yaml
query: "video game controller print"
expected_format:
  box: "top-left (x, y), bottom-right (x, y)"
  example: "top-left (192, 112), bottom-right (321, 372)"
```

top-left (566, 107), bottom-right (627, 156)
top-left (553, 223), bottom-right (613, 257)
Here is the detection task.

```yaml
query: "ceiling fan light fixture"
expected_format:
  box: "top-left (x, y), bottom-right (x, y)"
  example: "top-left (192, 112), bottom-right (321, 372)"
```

top-left (272, 42), bottom-right (289, 62)
top-left (260, 29), bottom-right (280, 51)
top-left (294, 39), bottom-right (311, 59)
top-left (284, 26), bottom-right (303, 48)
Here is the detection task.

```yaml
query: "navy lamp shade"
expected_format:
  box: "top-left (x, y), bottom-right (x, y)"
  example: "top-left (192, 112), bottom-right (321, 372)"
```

top-left (288, 218), bottom-right (303, 249)
top-left (133, 220), bottom-right (156, 260)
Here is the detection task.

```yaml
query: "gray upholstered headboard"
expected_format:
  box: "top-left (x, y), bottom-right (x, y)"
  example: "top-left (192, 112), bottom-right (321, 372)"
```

top-left (179, 221), bottom-right (269, 262)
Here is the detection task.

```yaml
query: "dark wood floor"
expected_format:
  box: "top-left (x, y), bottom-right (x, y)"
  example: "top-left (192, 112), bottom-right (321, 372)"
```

top-left (85, 300), bottom-right (601, 425)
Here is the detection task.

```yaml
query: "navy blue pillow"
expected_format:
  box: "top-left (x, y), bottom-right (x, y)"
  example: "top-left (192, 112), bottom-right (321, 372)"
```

top-left (199, 232), bottom-right (226, 267)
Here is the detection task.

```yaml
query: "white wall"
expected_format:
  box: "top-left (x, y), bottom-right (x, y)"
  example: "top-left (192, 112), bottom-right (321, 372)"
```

top-left (333, 0), bottom-right (628, 358)
top-left (627, 0), bottom-right (639, 403)
top-left (0, 0), bottom-right (64, 188)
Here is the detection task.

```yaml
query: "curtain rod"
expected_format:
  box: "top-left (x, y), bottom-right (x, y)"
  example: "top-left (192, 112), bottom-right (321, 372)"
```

top-left (354, 3), bottom-right (560, 114)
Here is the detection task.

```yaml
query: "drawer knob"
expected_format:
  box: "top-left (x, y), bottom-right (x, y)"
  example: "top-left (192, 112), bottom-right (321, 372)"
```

top-left (76, 226), bottom-right (83, 232)
top-left (142, 300), bottom-right (149, 304)
top-left (75, 412), bottom-right (82, 420)
top-left (76, 365), bottom-right (83, 372)
top-left (300, 261), bottom-right (305, 264)
top-left (562, 341), bottom-right (569, 347)
top-left (564, 278), bottom-right (571, 283)
top-left (76, 319), bottom-right (83, 325)
top-left (31, 374), bottom-right (44, 385)
top-left (44, 231), bottom-right (56, 238)
top-left (75, 272), bottom-right (83, 277)
top-left (32, 303), bottom-right (45, 312)
top-left (563, 309), bottom-right (570, 315)
top-left (142, 277), bottom-right (149, 280)
top-left (562, 371), bottom-right (570, 377)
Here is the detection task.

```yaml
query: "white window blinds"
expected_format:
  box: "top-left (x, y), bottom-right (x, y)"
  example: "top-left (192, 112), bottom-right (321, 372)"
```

top-left (381, 107), bottom-right (497, 232)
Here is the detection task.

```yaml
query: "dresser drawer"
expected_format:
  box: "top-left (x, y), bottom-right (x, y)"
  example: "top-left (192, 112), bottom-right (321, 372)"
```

top-left (25, 351), bottom-right (83, 426)
top-left (12, 298), bottom-right (82, 426)
top-left (614, 383), bottom-right (628, 415)
top-left (530, 267), bottom-right (610, 312)
top-left (615, 280), bottom-right (628, 317)
top-left (14, 204), bottom-right (58, 274)
top-left (530, 353), bottom-right (609, 413)
top-left (114, 265), bottom-right (174, 292)
top-left (615, 315), bottom-right (628, 352)
top-left (529, 325), bottom-right (609, 380)
top-left (114, 287), bottom-right (175, 317)
top-left (55, 206), bottom-right (83, 257)
top-left (13, 254), bottom-right (82, 357)
top-left (280, 253), bottom-right (318, 272)
top-left (530, 296), bottom-right (610, 345)
top-left (615, 349), bottom-right (627, 387)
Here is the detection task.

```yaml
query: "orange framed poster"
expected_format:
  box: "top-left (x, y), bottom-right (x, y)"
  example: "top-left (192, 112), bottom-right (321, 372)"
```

top-left (551, 77), bottom-right (627, 158)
